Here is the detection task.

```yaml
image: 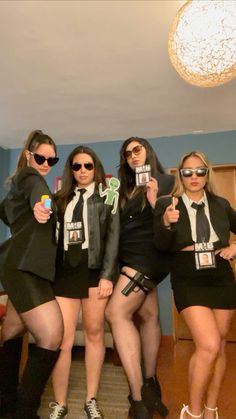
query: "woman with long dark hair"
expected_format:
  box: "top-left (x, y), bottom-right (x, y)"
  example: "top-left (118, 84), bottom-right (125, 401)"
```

top-left (153, 151), bottom-right (236, 419)
top-left (106, 137), bottom-right (174, 419)
top-left (45, 146), bottom-right (119, 419)
top-left (0, 130), bottom-right (63, 419)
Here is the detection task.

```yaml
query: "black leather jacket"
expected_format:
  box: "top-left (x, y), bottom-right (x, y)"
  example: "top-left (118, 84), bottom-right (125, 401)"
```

top-left (86, 189), bottom-right (120, 281)
top-left (58, 188), bottom-right (120, 283)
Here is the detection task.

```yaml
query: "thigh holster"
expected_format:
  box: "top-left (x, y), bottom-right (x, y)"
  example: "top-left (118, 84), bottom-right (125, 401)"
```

top-left (121, 271), bottom-right (155, 296)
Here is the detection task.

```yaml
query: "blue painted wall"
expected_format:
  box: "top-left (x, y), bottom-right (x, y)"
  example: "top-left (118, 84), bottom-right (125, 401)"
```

top-left (1, 130), bottom-right (236, 333)
top-left (7, 130), bottom-right (236, 191)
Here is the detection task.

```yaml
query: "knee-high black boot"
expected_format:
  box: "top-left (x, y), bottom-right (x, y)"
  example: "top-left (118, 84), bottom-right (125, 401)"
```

top-left (0, 337), bottom-right (23, 418)
top-left (13, 345), bottom-right (60, 419)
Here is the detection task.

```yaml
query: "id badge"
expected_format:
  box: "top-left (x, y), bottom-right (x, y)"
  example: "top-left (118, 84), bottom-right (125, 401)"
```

top-left (135, 164), bottom-right (151, 186)
top-left (66, 222), bottom-right (83, 245)
top-left (194, 242), bottom-right (216, 270)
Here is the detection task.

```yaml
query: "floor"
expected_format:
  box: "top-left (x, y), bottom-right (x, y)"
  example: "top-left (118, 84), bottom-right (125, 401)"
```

top-left (40, 337), bottom-right (236, 419)
top-left (155, 337), bottom-right (236, 419)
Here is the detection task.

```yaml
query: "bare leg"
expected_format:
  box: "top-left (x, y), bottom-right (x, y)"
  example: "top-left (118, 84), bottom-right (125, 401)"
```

top-left (181, 307), bottom-right (221, 418)
top-left (82, 287), bottom-right (109, 400)
top-left (204, 309), bottom-right (234, 419)
top-left (136, 288), bottom-right (160, 378)
top-left (106, 269), bottom-right (147, 400)
top-left (51, 297), bottom-right (81, 406)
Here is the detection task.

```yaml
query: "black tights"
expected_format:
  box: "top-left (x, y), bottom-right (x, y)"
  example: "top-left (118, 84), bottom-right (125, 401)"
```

top-left (1, 298), bottom-right (63, 350)
top-left (106, 272), bottom-right (160, 400)
top-left (0, 298), bottom-right (63, 418)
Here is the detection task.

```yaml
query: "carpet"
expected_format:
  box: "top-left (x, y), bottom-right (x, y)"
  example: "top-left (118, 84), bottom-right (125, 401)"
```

top-left (39, 348), bottom-right (129, 419)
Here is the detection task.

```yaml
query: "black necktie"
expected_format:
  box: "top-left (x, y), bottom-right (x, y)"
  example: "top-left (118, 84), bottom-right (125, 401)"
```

top-left (67, 188), bottom-right (86, 267)
top-left (72, 188), bottom-right (86, 225)
top-left (191, 202), bottom-right (210, 243)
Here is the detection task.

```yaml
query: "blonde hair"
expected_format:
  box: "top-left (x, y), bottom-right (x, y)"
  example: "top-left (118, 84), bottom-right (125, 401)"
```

top-left (172, 151), bottom-right (216, 197)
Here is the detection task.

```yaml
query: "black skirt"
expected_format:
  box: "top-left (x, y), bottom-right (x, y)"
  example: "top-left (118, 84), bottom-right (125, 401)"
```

top-left (53, 249), bottom-right (100, 299)
top-left (1, 268), bottom-right (55, 313)
top-left (171, 251), bottom-right (236, 312)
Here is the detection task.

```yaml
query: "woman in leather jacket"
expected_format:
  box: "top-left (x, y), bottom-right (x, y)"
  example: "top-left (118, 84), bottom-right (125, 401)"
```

top-left (46, 145), bottom-right (119, 419)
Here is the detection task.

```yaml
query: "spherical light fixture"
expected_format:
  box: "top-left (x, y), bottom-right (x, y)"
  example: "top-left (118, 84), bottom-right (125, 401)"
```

top-left (168, 0), bottom-right (236, 87)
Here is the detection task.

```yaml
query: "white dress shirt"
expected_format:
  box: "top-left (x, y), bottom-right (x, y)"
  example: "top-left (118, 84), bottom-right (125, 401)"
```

top-left (64, 182), bottom-right (95, 250)
top-left (182, 192), bottom-right (219, 243)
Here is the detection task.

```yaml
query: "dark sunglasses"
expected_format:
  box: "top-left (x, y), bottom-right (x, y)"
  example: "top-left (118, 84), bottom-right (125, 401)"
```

top-left (180, 167), bottom-right (209, 178)
top-left (30, 152), bottom-right (59, 167)
top-left (71, 162), bottom-right (94, 171)
top-left (124, 145), bottom-right (143, 159)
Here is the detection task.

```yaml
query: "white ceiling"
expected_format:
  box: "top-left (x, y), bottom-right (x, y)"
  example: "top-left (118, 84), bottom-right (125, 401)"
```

top-left (0, 0), bottom-right (236, 149)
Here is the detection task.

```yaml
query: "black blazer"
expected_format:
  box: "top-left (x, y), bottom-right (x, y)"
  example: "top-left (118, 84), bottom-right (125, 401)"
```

top-left (153, 192), bottom-right (236, 252)
top-left (0, 167), bottom-right (57, 282)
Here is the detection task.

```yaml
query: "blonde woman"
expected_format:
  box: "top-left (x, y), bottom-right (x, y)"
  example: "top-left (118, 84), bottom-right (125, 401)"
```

top-left (153, 151), bottom-right (236, 419)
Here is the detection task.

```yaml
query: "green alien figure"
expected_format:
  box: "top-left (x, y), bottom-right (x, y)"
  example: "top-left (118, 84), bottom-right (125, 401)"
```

top-left (99, 177), bottom-right (120, 214)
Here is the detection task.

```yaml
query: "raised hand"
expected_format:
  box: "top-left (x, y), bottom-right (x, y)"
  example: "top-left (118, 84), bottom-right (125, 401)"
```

top-left (163, 196), bottom-right (179, 227)
top-left (33, 201), bottom-right (51, 223)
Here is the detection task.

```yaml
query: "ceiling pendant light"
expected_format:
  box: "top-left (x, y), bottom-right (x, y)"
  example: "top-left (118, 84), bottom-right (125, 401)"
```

top-left (168, 0), bottom-right (236, 87)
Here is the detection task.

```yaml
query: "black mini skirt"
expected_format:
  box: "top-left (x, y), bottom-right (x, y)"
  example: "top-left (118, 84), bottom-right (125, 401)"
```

top-left (1, 268), bottom-right (55, 313)
top-left (171, 251), bottom-right (236, 313)
top-left (53, 249), bottom-right (100, 299)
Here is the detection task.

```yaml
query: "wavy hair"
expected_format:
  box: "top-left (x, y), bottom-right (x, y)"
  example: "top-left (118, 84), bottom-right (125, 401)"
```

top-left (172, 150), bottom-right (216, 197)
top-left (55, 145), bottom-right (106, 214)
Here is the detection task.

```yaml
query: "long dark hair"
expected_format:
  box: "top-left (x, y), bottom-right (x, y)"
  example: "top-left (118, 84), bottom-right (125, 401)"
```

top-left (119, 137), bottom-right (165, 208)
top-left (8, 130), bottom-right (57, 183)
top-left (55, 145), bottom-right (107, 214)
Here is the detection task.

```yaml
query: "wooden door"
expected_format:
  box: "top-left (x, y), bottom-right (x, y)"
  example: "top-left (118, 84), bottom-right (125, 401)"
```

top-left (169, 164), bottom-right (236, 342)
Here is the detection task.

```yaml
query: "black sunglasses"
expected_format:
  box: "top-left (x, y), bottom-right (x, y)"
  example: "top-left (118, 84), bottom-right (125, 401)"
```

top-left (71, 162), bottom-right (94, 171)
top-left (180, 167), bottom-right (209, 178)
top-left (124, 145), bottom-right (143, 159)
top-left (30, 152), bottom-right (59, 167)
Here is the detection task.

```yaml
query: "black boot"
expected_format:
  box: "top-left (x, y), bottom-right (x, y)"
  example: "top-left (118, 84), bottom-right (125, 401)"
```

top-left (0, 337), bottom-right (23, 418)
top-left (142, 376), bottom-right (169, 418)
top-left (143, 376), bottom-right (162, 398)
top-left (13, 345), bottom-right (60, 419)
top-left (128, 395), bottom-right (151, 419)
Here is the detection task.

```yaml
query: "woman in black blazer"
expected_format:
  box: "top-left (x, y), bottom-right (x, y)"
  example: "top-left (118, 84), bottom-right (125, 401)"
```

top-left (106, 137), bottom-right (173, 419)
top-left (153, 151), bottom-right (236, 419)
top-left (0, 130), bottom-right (63, 419)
